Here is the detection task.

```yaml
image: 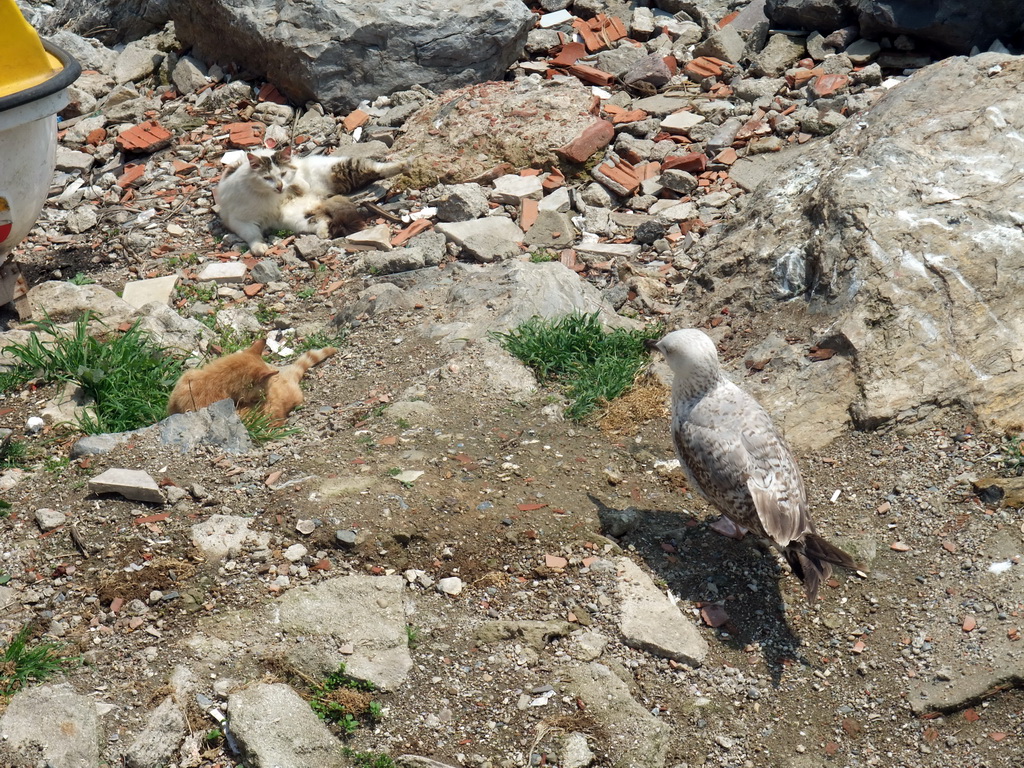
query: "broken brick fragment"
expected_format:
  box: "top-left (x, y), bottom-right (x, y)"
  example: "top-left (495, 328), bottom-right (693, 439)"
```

top-left (556, 119), bottom-right (615, 164)
top-left (342, 109), bottom-right (370, 132)
top-left (662, 152), bottom-right (708, 174)
top-left (812, 73), bottom-right (851, 98)
top-left (116, 163), bottom-right (146, 188)
top-left (548, 41), bottom-right (587, 67)
top-left (114, 120), bottom-right (172, 154)
top-left (684, 56), bottom-right (725, 81)
top-left (224, 122), bottom-right (265, 148)
top-left (566, 63), bottom-right (615, 87)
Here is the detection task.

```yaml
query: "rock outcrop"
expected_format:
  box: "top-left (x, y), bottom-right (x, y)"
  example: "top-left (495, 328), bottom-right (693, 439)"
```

top-left (171, 0), bottom-right (534, 112)
top-left (683, 53), bottom-right (1024, 436)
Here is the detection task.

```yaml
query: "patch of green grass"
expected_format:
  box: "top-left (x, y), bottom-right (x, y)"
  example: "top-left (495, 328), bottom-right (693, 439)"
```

top-left (44, 455), bottom-right (70, 474)
top-left (254, 302), bottom-right (279, 325)
top-left (68, 273), bottom-right (94, 285)
top-left (491, 312), bottom-right (662, 420)
top-left (0, 315), bottom-right (183, 434)
top-left (0, 438), bottom-right (29, 469)
top-left (343, 748), bottom-right (397, 768)
top-left (386, 467), bottom-right (401, 476)
top-left (998, 434), bottom-right (1024, 476)
top-left (0, 500), bottom-right (11, 519)
top-left (274, 228), bottom-right (294, 238)
top-left (178, 282), bottom-right (217, 304)
top-left (308, 664), bottom-right (380, 736)
top-left (241, 409), bottom-right (300, 445)
top-left (529, 248), bottom-right (558, 263)
top-left (166, 253), bottom-right (201, 269)
top-left (395, 417), bottom-right (410, 430)
top-left (296, 286), bottom-right (316, 299)
top-left (0, 625), bottom-right (71, 695)
top-left (295, 329), bottom-right (346, 353)
top-left (405, 624), bottom-right (421, 648)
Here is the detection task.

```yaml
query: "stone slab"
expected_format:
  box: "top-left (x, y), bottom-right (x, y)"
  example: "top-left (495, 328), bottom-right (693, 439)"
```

top-left (122, 274), bottom-right (179, 309)
top-left (88, 468), bottom-right (165, 503)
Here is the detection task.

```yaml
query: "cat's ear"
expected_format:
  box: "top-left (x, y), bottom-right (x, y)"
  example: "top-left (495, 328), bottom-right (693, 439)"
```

top-left (246, 153), bottom-right (261, 169)
top-left (277, 146), bottom-right (293, 162)
top-left (260, 369), bottom-right (279, 382)
top-left (248, 338), bottom-right (268, 356)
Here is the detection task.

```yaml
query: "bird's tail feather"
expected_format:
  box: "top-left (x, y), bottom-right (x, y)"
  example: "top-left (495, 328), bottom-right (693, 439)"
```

top-left (786, 534), bottom-right (860, 603)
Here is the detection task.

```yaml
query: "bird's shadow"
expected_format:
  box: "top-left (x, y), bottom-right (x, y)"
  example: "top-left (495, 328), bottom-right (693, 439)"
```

top-left (590, 493), bottom-right (808, 685)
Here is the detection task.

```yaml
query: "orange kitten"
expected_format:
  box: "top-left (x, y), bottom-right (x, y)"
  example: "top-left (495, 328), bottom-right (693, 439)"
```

top-left (167, 339), bottom-right (337, 422)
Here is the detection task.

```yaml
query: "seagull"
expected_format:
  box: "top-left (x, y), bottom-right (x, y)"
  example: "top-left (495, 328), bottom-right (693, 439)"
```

top-left (647, 328), bottom-right (858, 602)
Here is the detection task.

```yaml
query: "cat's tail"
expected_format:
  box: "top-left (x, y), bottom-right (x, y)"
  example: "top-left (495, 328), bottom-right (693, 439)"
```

top-left (282, 346), bottom-right (338, 381)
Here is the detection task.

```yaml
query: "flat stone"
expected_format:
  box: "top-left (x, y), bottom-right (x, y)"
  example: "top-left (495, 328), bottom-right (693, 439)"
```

top-left (89, 468), bottom-right (165, 503)
top-left (436, 217), bottom-right (524, 262)
top-left (473, 619), bottom-right (572, 651)
top-left (197, 261), bottom-right (247, 283)
top-left (538, 186), bottom-right (571, 213)
top-left (539, 9), bottom-right (573, 27)
top-left (633, 92), bottom-right (692, 116)
top-left (436, 183), bottom-right (489, 222)
top-left (228, 684), bottom-right (345, 768)
top-left (523, 210), bottom-right (576, 248)
top-left (125, 697), bottom-right (186, 768)
top-left (250, 259), bottom-right (282, 283)
top-left (34, 507), bottom-right (66, 532)
top-left (660, 110), bottom-right (705, 135)
top-left (0, 684), bottom-right (100, 767)
top-left (616, 557), bottom-right (708, 666)
top-left (693, 24), bottom-right (747, 63)
top-left (911, 662), bottom-right (1024, 716)
top-left (66, 205), bottom-right (99, 234)
top-left (437, 576), bottom-right (464, 596)
top-left (277, 575), bottom-right (412, 690)
top-left (490, 174), bottom-right (545, 205)
top-left (171, 55), bottom-right (208, 95)
top-left (562, 662), bottom-right (669, 768)
top-left (192, 514), bottom-right (271, 561)
top-left (574, 242), bottom-right (642, 260)
top-left (845, 38), bottom-right (882, 64)
top-left (55, 147), bottom-right (95, 173)
top-left (112, 41), bottom-right (163, 84)
top-left (122, 274), bottom-right (179, 309)
top-left (345, 223), bottom-right (392, 250)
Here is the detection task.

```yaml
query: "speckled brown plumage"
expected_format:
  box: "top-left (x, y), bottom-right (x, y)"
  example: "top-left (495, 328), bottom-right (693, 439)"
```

top-left (651, 329), bottom-right (858, 602)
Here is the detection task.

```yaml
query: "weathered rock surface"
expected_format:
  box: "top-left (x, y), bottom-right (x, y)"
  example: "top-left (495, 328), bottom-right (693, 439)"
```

top-left (228, 683), bottom-right (346, 768)
top-left (276, 574), bottom-right (412, 690)
top-left (89, 467), bottom-right (164, 503)
top-left (124, 696), bottom-right (186, 768)
top-left (616, 557), bottom-right (708, 666)
top-left (172, 0), bottom-right (533, 112)
top-left (41, 0), bottom-right (172, 44)
top-left (684, 54), bottom-right (1024, 437)
top-left (395, 79), bottom-right (600, 186)
top-left (192, 514), bottom-right (270, 561)
top-left (0, 684), bottom-right (101, 767)
top-left (562, 662), bottom-right (670, 768)
top-left (857, 0), bottom-right (1024, 54)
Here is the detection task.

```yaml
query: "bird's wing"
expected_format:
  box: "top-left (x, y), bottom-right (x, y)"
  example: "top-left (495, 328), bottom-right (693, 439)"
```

top-left (737, 407), bottom-right (810, 546)
top-left (679, 383), bottom-right (809, 546)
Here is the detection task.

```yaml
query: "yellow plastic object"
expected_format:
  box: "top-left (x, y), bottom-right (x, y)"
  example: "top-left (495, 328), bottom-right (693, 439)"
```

top-left (0, 0), bottom-right (62, 99)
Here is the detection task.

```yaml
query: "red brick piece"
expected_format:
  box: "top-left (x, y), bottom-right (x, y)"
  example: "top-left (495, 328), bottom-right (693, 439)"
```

top-left (548, 41), bottom-right (587, 67)
top-left (542, 167), bottom-right (565, 191)
top-left (116, 163), bottom-right (147, 188)
top-left (684, 56), bottom-right (725, 81)
top-left (520, 198), bottom-right (539, 232)
top-left (225, 122), bottom-right (265, 148)
top-left (258, 82), bottom-right (288, 104)
top-left (573, 19), bottom-right (604, 52)
top-left (812, 73), bottom-right (851, 98)
top-left (342, 109), bottom-right (370, 132)
top-left (85, 128), bottom-right (107, 146)
top-left (556, 119), bottom-right (615, 164)
top-left (567, 63), bottom-right (616, 87)
top-left (391, 219), bottom-right (432, 247)
top-left (662, 152), bottom-right (708, 174)
top-left (114, 120), bottom-right (172, 153)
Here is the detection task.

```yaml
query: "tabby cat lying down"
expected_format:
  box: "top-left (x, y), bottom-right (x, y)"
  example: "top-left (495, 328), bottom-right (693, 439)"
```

top-left (167, 338), bottom-right (337, 422)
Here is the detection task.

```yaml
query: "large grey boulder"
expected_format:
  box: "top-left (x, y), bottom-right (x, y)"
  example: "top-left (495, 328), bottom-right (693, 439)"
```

top-left (680, 54), bottom-right (1024, 442)
top-left (172, 0), bottom-right (533, 112)
top-left (855, 0), bottom-right (1024, 54)
top-left (766, 0), bottom-right (1024, 53)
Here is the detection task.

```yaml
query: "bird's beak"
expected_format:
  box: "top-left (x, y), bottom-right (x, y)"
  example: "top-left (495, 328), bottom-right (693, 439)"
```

top-left (644, 338), bottom-right (661, 353)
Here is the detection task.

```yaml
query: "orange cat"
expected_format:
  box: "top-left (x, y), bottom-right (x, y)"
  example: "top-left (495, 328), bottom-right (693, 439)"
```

top-left (167, 338), bottom-right (337, 422)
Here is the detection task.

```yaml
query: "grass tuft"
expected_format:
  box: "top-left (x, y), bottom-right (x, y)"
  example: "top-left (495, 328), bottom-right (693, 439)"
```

top-left (343, 748), bottom-right (397, 768)
top-left (240, 409), bottom-right (300, 445)
top-left (0, 315), bottom-right (183, 434)
top-left (1, 624), bottom-right (70, 695)
top-left (491, 312), bottom-right (662, 420)
top-left (308, 663), bottom-right (381, 736)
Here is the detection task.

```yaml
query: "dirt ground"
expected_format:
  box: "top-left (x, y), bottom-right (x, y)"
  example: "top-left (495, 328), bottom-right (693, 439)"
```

top-left (1, 247), bottom-right (1023, 766)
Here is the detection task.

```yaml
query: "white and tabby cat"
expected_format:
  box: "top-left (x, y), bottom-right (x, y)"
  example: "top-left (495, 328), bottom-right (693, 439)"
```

top-left (215, 147), bottom-right (408, 257)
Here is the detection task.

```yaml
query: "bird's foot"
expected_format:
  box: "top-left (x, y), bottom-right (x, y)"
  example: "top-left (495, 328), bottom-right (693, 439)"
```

top-left (710, 516), bottom-right (747, 540)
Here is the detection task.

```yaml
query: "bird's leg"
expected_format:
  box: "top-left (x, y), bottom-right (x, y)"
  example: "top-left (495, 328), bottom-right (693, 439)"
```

top-left (710, 516), bottom-right (747, 540)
